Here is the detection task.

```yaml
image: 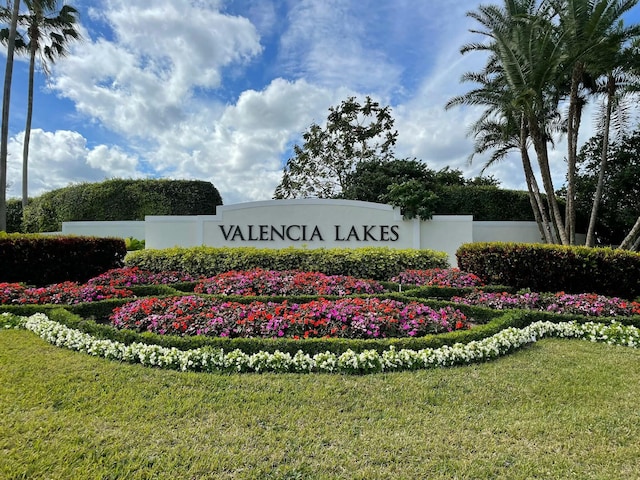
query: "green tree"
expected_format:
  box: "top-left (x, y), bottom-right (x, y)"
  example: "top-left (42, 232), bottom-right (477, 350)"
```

top-left (0, 0), bottom-right (20, 232)
top-left (551, 0), bottom-right (640, 244)
top-left (452, 0), bottom-right (640, 246)
top-left (273, 96), bottom-right (398, 199)
top-left (1, 1), bottom-right (81, 209)
top-left (584, 41), bottom-right (640, 246)
top-left (341, 158), bottom-right (433, 203)
top-left (453, 0), bottom-right (570, 244)
top-left (574, 129), bottom-right (640, 248)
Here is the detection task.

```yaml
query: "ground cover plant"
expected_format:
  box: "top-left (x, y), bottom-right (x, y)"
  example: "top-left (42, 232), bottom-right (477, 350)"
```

top-left (452, 291), bottom-right (640, 317)
top-left (390, 268), bottom-right (484, 288)
top-left (87, 266), bottom-right (200, 286)
top-left (2, 326), bottom-right (640, 479)
top-left (0, 281), bottom-right (134, 305)
top-left (194, 269), bottom-right (385, 296)
top-left (3, 263), bottom-right (640, 476)
top-left (109, 296), bottom-right (469, 339)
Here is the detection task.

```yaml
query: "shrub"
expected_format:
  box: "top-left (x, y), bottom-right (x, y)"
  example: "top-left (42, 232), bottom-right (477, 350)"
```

top-left (126, 247), bottom-right (449, 280)
top-left (457, 242), bottom-right (640, 299)
top-left (0, 234), bottom-right (126, 285)
top-left (22, 178), bottom-right (223, 232)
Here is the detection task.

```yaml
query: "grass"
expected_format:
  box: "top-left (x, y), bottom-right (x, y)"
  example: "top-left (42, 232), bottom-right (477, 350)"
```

top-left (2, 328), bottom-right (640, 479)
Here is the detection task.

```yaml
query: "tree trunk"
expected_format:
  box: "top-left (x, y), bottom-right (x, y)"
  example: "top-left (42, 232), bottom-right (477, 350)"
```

top-left (0, 0), bottom-right (21, 232)
top-left (528, 116), bottom-right (569, 244)
top-left (586, 73), bottom-right (614, 247)
top-left (618, 215), bottom-right (640, 251)
top-left (520, 116), bottom-right (553, 243)
top-left (22, 35), bottom-right (37, 209)
top-left (565, 67), bottom-right (583, 245)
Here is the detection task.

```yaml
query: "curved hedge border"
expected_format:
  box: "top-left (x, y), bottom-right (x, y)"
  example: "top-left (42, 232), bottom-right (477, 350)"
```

top-left (3, 312), bottom-right (639, 374)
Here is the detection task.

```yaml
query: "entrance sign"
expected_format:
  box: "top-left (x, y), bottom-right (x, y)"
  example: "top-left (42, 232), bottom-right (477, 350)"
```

top-left (144, 199), bottom-right (473, 265)
top-left (63, 199), bottom-right (560, 266)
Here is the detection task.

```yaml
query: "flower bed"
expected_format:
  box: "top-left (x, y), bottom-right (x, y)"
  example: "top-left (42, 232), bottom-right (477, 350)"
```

top-left (87, 266), bottom-right (199, 287)
top-left (5, 312), bottom-right (639, 374)
top-left (194, 269), bottom-right (385, 296)
top-left (110, 296), bottom-right (469, 339)
top-left (452, 291), bottom-right (640, 317)
top-left (0, 281), bottom-right (133, 305)
top-left (390, 268), bottom-right (484, 288)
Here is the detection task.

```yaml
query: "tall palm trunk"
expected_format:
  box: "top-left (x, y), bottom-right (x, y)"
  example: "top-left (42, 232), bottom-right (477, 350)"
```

top-left (565, 66), bottom-right (584, 245)
top-left (22, 20), bottom-right (38, 209)
top-left (520, 115), bottom-right (553, 242)
top-left (586, 73), bottom-right (615, 247)
top-left (0, 0), bottom-right (21, 232)
top-left (528, 116), bottom-right (569, 245)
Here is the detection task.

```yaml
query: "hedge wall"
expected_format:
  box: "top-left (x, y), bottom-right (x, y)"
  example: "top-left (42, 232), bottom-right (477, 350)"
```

top-left (0, 234), bottom-right (126, 285)
top-left (22, 178), bottom-right (223, 233)
top-left (457, 242), bottom-right (640, 300)
top-left (125, 246), bottom-right (450, 280)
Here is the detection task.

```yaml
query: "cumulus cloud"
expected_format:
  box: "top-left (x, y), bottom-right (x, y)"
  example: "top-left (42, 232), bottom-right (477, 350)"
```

top-left (5, 130), bottom-right (141, 199)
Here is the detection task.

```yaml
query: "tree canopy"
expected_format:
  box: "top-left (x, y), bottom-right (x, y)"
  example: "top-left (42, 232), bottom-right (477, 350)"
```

top-left (273, 96), bottom-right (398, 199)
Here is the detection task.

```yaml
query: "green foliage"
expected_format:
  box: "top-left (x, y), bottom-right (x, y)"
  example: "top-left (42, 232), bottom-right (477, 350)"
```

top-left (387, 182), bottom-right (538, 221)
top-left (436, 186), bottom-right (539, 221)
top-left (125, 246), bottom-right (450, 280)
top-left (22, 179), bottom-right (223, 232)
top-left (125, 237), bottom-right (145, 251)
top-left (273, 96), bottom-right (398, 199)
top-left (6, 198), bottom-right (22, 232)
top-left (341, 158), bottom-right (433, 203)
top-left (0, 233), bottom-right (126, 285)
top-left (386, 180), bottom-right (440, 219)
top-left (573, 129), bottom-right (640, 245)
top-left (457, 242), bottom-right (640, 299)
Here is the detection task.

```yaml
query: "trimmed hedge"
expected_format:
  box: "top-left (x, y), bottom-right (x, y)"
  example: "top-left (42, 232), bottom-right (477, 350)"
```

top-left (0, 234), bottom-right (126, 286)
top-left (22, 178), bottom-right (223, 233)
top-left (125, 246), bottom-right (450, 280)
top-left (435, 186), bottom-right (536, 221)
top-left (457, 242), bottom-right (640, 299)
top-left (6, 199), bottom-right (23, 233)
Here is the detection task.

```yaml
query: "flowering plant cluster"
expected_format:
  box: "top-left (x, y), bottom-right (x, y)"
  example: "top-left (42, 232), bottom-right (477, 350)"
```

top-left (0, 281), bottom-right (133, 305)
top-left (0, 283), bottom-right (27, 304)
top-left (194, 269), bottom-right (385, 296)
top-left (390, 269), bottom-right (484, 288)
top-left (110, 295), bottom-right (469, 339)
top-left (87, 266), bottom-right (198, 287)
top-left (4, 312), bottom-right (638, 374)
top-left (452, 291), bottom-right (640, 317)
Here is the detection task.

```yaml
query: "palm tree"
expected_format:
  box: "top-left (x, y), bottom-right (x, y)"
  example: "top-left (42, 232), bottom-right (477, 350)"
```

top-left (550, 0), bottom-right (640, 244)
top-left (0, 0), bottom-right (21, 232)
top-left (15, 1), bottom-right (80, 208)
top-left (446, 60), bottom-right (555, 243)
top-left (452, 0), bottom-right (570, 244)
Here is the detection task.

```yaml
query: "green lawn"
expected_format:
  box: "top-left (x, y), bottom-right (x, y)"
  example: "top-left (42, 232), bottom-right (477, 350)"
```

top-left (2, 329), bottom-right (640, 479)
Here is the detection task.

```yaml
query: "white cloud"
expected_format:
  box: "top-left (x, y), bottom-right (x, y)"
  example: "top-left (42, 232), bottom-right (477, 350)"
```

top-left (51, 0), bottom-right (262, 138)
top-left (5, 129), bottom-right (141, 199)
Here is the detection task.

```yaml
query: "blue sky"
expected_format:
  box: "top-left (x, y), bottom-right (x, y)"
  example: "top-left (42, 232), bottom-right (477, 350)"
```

top-left (2, 0), bottom-right (640, 204)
